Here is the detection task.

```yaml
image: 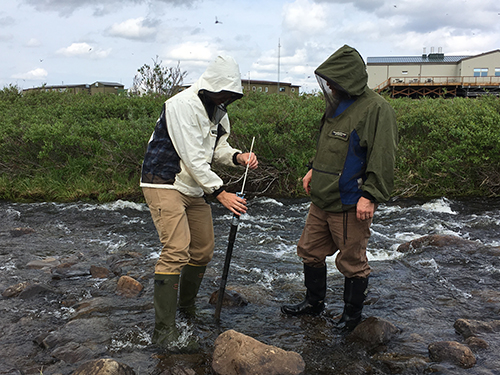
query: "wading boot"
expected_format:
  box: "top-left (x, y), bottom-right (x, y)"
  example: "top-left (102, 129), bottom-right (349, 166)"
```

top-left (178, 264), bottom-right (206, 317)
top-left (281, 264), bottom-right (326, 316)
top-left (337, 276), bottom-right (368, 331)
top-left (152, 274), bottom-right (180, 351)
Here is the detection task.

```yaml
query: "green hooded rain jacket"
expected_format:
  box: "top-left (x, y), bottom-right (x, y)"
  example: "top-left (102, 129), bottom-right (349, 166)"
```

top-left (310, 45), bottom-right (398, 213)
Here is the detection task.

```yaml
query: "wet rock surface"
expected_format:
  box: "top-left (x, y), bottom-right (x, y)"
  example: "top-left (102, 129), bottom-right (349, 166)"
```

top-left (212, 329), bottom-right (305, 375)
top-left (428, 341), bottom-right (476, 369)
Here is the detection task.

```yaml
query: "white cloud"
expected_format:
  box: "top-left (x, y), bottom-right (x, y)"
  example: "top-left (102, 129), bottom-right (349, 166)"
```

top-left (0, 33), bottom-right (13, 41)
top-left (21, 0), bottom-right (197, 17)
top-left (108, 17), bottom-right (157, 40)
top-left (26, 38), bottom-right (41, 47)
top-left (56, 42), bottom-right (111, 58)
top-left (168, 41), bottom-right (217, 62)
top-left (12, 68), bottom-right (48, 80)
top-left (283, 0), bottom-right (328, 35)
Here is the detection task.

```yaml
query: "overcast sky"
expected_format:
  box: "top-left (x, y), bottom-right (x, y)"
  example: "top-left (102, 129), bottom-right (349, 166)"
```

top-left (1, 0), bottom-right (499, 93)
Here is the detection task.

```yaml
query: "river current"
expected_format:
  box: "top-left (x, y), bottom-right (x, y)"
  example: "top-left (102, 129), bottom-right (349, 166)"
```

top-left (1, 196), bottom-right (500, 374)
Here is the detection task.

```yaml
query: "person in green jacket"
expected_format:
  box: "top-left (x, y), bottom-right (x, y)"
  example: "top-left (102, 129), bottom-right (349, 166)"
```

top-left (281, 45), bottom-right (398, 331)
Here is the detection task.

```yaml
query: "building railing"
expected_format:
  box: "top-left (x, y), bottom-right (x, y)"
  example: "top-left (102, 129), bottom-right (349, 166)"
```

top-left (374, 76), bottom-right (500, 92)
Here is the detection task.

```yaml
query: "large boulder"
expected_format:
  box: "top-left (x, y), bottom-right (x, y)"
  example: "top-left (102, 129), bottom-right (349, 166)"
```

top-left (212, 330), bottom-right (305, 375)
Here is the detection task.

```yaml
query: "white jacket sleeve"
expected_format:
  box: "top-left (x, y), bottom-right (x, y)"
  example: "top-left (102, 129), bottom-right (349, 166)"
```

top-left (212, 115), bottom-right (242, 166)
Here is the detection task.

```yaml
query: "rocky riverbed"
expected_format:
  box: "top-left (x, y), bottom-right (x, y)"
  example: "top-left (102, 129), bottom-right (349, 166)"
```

top-left (1, 199), bottom-right (500, 374)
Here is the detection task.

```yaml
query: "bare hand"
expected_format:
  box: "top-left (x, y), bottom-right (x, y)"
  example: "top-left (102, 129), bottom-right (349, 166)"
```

top-left (302, 169), bottom-right (313, 195)
top-left (216, 190), bottom-right (248, 216)
top-left (356, 196), bottom-right (375, 221)
top-left (237, 152), bottom-right (258, 170)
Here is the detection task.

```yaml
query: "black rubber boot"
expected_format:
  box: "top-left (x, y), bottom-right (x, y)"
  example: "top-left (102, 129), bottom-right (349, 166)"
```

top-left (337, 277), bottom-right (368, 331)
top-left (178, 265), bottom-right (206, 316)
top-left (281, 264), bottom-right (326, 316)
top-left (152, 274), bottom-right (180, 350)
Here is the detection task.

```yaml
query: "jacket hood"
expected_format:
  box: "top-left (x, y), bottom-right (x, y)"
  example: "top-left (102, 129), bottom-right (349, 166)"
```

top-left (315, 45), bottom-right (368, 97)
top-left (194, 55), bottom-right (243, 96)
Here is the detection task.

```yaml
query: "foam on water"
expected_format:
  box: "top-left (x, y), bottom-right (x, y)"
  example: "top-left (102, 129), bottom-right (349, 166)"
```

top-left (420, 197), bottom-right (457, 214)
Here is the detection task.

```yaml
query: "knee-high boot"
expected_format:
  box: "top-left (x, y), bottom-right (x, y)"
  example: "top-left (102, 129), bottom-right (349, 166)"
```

top-left (337, 276), bottom-right (368, 330)
top-left (178, 264), bottom-right (206, 316)
top-left (152, 274), bottom-right (180, 349)
top-left (281, 264), bottom-right (326, 316)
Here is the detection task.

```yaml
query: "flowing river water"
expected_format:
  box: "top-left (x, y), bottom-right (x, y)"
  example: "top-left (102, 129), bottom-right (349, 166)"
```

top-left (1, 196), bottom-right (500, 374)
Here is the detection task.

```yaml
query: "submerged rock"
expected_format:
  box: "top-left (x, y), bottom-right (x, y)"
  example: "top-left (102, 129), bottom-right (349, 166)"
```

top-left (2, 281), bottom-right (30, 298)
top-left (348, 316), bottom-right (400, 346)
top-left (26, 257), bottom-right (60, 269)
top-left (397, 234), bottom-right (477, 253)
top-left (428, 341), bottom-right (476, 369)
top-left (465, 336), bottom-right (489, 351)
top-left (454, 318), bottom-right (500, 338)
top-left (209, 289), bottom-right (248, 307)
top-left (9, 227), bottom-right (35, 237)
top-left (90, 265), bottom-right (113, 279)
top-left (212, 329), bottom-right (305, 375)
top-left (18, 283), bottom-right (60, 299)
top-left (72, 358), bottom-right (136, 375)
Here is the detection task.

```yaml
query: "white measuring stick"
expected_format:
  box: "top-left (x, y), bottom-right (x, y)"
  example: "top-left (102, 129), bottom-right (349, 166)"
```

top-left (240, 136), bottom-right (255, 195)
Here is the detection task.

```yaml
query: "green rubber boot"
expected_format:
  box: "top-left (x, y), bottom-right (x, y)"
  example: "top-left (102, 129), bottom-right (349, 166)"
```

top-left (152, 274), bottom-right (180, 350)
top-left (179, 265), bottom-right (206, 316)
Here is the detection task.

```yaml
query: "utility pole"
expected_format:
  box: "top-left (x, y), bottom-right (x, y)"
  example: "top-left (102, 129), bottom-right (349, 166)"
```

top-left (277, 39), bottom-right (281, 94)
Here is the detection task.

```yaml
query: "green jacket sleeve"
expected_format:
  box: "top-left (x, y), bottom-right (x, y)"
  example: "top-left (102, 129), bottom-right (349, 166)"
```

top-left (361, 97), bottom-right (398, 203)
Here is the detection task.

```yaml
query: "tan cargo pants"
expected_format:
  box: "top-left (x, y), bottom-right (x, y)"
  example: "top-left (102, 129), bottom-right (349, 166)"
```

top-left (143, 188), bottom-right (214, 275)
top-left (297, 202), bottom-right (372, 278)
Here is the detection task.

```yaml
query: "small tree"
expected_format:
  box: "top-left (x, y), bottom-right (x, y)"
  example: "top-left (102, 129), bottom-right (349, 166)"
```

top-left (131, 56), bottom-right (188, 97)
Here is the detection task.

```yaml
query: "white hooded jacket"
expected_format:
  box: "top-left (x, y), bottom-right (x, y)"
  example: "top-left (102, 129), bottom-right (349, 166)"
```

top-left (140, 55), bottom-right (244, 197)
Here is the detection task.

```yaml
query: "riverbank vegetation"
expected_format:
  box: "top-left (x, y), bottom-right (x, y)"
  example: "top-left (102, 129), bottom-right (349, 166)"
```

top-left (1, 85), bottom-right (499, 202)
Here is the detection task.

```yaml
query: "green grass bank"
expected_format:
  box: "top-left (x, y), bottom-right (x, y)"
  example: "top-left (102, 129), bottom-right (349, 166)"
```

top-left (1, 85), bottom-right (500, 202)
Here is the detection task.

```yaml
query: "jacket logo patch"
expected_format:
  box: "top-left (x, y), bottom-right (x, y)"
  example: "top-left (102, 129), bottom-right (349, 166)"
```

top-left (331, 131), bottom-right (348, 139)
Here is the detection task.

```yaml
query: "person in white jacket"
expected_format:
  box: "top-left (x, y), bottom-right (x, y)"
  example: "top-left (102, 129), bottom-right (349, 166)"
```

top-left (140, 55), bottom-right (258, 351)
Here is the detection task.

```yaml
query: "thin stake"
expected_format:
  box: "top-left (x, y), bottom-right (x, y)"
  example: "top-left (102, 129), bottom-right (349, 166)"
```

top-left (214, 137), bottom-right (255, 321)
top-left (240, 136), bottom-right (255, 194)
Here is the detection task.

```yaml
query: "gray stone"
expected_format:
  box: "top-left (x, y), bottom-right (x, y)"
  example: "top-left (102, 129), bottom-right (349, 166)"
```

top-left (454, 318), bottom-right (500, 338)
top-left (397, 234), bottom-right (477, 253)
top-left (26, 257), bottom-right (60, 269)
top-left (212, 329), bottom-right (305, 375)
top-left (18, 283), bottom-right (59, 299)
top-left (209, 289), bottom-right (248, 307)
top-left (50, 342), bottom-right (94, 364)
top-left (349, 316), bottom-right (400, 346)
top-left (428, 341), bottom-right (476, 369)
top-left (2, 281), bottom-right (30, 298)
top-left (72, 358), bottom-right (136, 375)
top-left (9, 227), bottom-right (35, 237)
top-left (465, 336), bottom-right (489, 351)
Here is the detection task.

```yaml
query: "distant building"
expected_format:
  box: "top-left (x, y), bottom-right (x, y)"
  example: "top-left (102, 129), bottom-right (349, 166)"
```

top-left (241, 80), bottom-right (300, 95)
top-left (367, 48), bottom-right (500, 97)
top-left (23, 81), bottom-right (125, 95)
top-left (179, 80), bottom-right (300, 96)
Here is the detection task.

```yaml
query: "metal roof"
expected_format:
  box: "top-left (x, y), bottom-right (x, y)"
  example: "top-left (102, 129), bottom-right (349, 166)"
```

top-left (367, 55), bottom-right (470, 64)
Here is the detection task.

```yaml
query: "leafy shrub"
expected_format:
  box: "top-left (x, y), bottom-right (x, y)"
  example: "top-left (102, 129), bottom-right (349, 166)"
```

top-left (1, 85), bottom-right (500, 201)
